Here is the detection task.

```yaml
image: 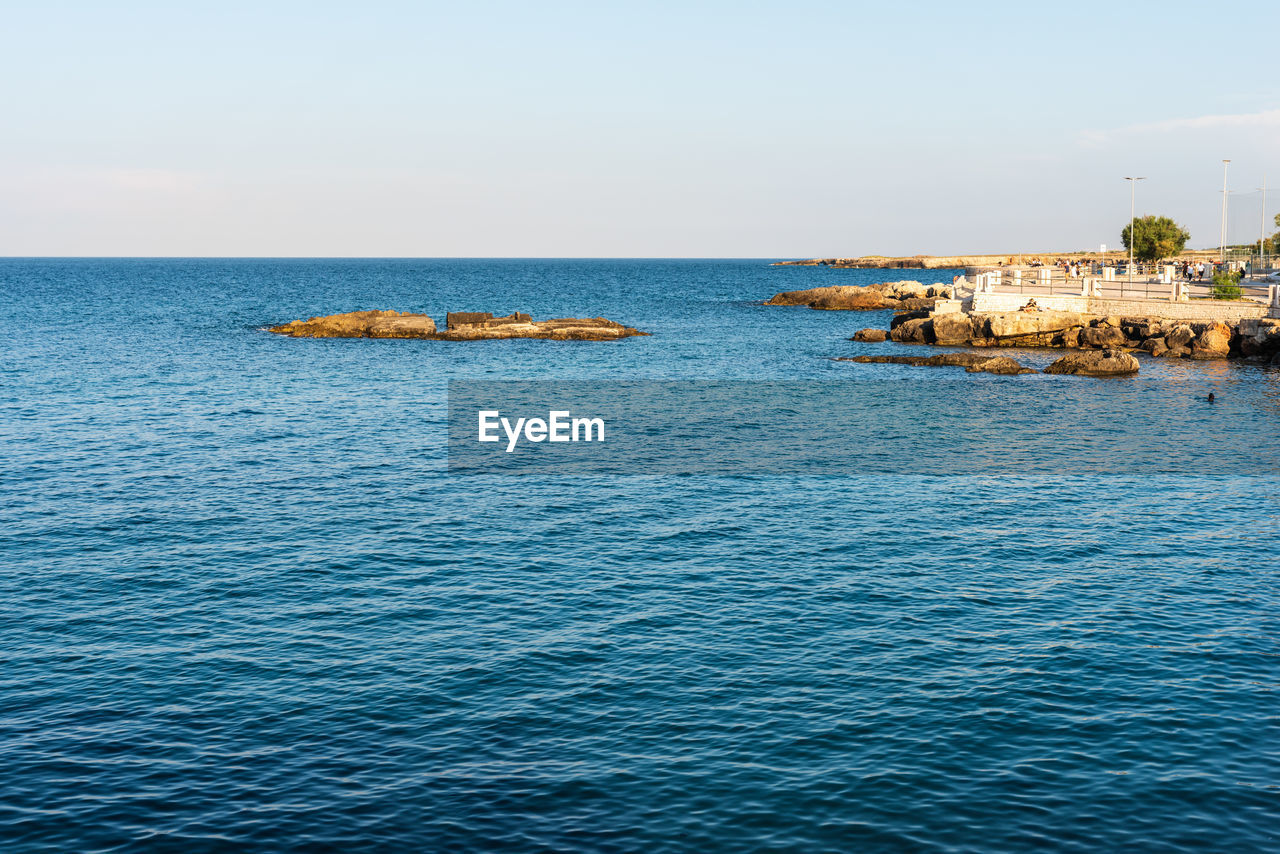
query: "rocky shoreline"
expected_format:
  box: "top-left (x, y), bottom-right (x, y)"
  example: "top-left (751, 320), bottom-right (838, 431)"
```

top-left (870, 308), bottom-right (1280, 363)
top-left (269, 310), bottom-right (648, 341)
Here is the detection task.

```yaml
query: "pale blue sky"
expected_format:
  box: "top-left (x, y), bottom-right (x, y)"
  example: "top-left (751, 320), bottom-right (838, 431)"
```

top-left (2, 0), bottom-right (1276, 257)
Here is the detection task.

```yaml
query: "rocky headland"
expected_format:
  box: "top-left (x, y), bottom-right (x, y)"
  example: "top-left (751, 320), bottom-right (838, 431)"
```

top-left (772, 249), bottom-right (1225, 269)
top-left (765, 281), bottom-right (954, 311)
top-left (269, 310), bottom-right (648, 341)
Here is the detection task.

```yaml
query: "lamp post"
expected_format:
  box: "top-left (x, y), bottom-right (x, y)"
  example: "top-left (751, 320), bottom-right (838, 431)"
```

top-left (1260, 177), bottom-right (1267, 276)
top-left (1124, 176), bottom-right (1145, 296)
top-left (1220, 159), bottom-right (1231, 270)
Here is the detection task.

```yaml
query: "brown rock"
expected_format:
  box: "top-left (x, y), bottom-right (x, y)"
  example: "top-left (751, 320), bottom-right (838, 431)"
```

top-left (270, 310), bottom-right (646, 341)
top-left (922, 352), bottom-right (999, 367)
top-left (1043, 348), bottom-right (1140, 376)
top-left (837, 355), bottom-right (929, 365)
top-left (1165, 325), bottom-right (1195, 349)
top-left (765, 286), bottom-right (892, 310)
top-left (889, 317), bottom-right (933, 344)
top-left (836, 352), bottom-right (1032, 374)
top-left (851, 328), bottom-right (889, 342)
top-left (1239, 320), bottom-right (1280, 358)
top-left (1055, 327), bottom-right (1082, 348)
top-left (890, 309), bottom-right (931, 330)
top-left (437, 314), bottom-right (647, 341)
top-left (1079, 325), bottom-right (1129, 349)
top-left (930, 313), bottom-right (975, 345)
top-left (984, 310), bottom-right (1090, 341)
top-left (1189, 322), bottom-right (1232, 360)
top-left (270, 310), bottom-right (437, 338)
top-left (965, 356), bottom-right (1035, 375)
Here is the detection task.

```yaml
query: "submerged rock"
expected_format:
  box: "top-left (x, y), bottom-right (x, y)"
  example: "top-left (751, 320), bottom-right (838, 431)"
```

top-left (1043, 349), bottom-right (1139, 376)
top-left (836, 352), bottom-right (1034, 374)
top-left (965, 356), bottom-right (1035, 375)
top-left (269, 310), bottom-right (647, 341)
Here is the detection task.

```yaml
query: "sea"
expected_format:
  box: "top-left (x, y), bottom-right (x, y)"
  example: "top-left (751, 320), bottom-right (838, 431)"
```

top-left (1, 258), bottom-right (1277, 852)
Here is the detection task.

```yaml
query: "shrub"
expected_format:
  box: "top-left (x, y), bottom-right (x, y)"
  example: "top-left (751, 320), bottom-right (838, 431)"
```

top-left (1211, 271), bottom-right (1242, 300)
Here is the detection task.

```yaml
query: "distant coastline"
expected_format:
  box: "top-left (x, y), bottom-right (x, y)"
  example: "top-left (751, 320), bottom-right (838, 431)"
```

top-left (773, 250), bottom-right (1226, 269)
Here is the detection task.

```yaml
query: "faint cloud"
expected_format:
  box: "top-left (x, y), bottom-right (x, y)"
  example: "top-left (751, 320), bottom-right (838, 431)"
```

top-left (0, 167), bottom-right (218, 214)
top-left (1079, 108), bottom-right (1280, 148)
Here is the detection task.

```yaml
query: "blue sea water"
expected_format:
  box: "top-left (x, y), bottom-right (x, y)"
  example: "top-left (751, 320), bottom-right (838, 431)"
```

top-left (1, 258), bottom-right (1278, 852)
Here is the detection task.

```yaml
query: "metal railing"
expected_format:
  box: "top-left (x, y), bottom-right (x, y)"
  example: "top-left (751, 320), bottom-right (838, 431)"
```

top-left (973, 266), bottom-right (1271, 302)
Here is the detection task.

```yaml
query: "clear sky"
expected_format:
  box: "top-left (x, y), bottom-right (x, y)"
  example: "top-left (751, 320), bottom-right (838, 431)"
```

top-left (2, 0), bottom-right (1276, 257)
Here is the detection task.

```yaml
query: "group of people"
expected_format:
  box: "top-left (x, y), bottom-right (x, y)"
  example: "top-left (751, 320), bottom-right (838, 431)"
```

top-left (1176, 260), bottom-right (1248, 282)
top-left (1178, 261), bottom-right (1207, 282)
top-left (1052, 258), bottom-right (1083, 278)
top-left (1025, 257), bottom-right (1252, 283)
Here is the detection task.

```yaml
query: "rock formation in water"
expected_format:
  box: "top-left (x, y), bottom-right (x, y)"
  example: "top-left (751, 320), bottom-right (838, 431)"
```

top-left (1043, 349), bottom-right (1140, 376)
top-left (270, 309), bottom-right (439, 338)
top-left (835, 352), bottom-right (1036, 374)
top-left (269, 310), bottom-right (648, 341)
top-left (765, 281), bottom-right (953, 312)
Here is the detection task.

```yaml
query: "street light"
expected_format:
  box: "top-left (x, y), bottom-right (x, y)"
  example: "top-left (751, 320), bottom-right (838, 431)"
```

top-left (1124, 176), bottom-right (1145, 295)
top-left (1220, 159), bottom-right (1231, 269)
top-left (1260, 177), bottom-right (1267, 276)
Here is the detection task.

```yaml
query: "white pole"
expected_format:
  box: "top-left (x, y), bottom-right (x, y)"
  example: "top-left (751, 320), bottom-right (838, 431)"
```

top-left (1129, 179), bottom-right (1135, 294)
top-left (1220, 159), bottom-right (1231, 269)
top-left (1261, 177), bottom-right (1267, 275)
top-left (1124, 176), bottom-right (1145, 296)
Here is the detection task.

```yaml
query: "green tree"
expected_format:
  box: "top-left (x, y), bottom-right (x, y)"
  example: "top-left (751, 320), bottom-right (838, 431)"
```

top-left (1252, 213), bottom-right (1280, 255)
top-left (1121, 215), bottom-right (1191, 261)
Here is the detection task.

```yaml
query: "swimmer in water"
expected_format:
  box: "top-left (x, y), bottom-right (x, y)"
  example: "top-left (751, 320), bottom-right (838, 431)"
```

top-left (1207, 392), bottom-right (1215, 403)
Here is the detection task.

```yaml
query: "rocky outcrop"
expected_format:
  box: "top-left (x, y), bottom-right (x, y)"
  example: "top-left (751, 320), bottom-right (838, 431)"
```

top-left (1043, 349), bottom-right (1140, 376)
top-left (766, 281), bottom-right (953, 311)
top-left (269, 310), bottom-right (647, 341)
top-left (836, 352), bottom-right (1035, 374)
top-left (966, 356), bottom-right (1033, 375)
top-left (766, 285), bottom-right (892, 310)
top-left (851, 328), bottom-right (888, 342)
top-left (436, 312), bottom-right (647, 341)
top-left (269, 310), bottom-right (439, 338)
